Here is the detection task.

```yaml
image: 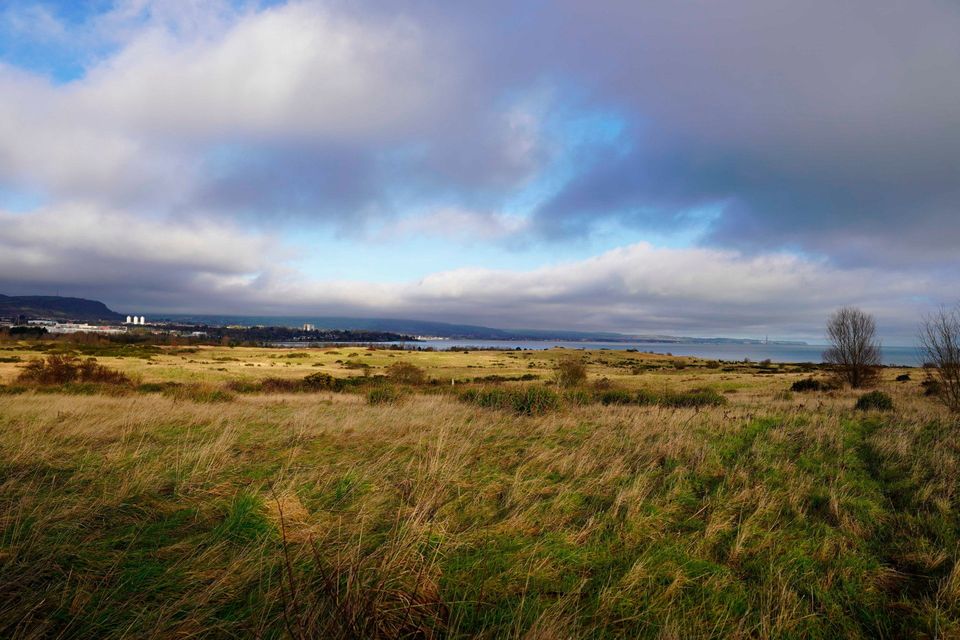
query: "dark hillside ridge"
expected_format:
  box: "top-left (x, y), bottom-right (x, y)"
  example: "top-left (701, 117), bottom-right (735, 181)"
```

top-left (0, 295), bottom-right (124, 322)
top-left (160, 313), bottom-right (807, 344)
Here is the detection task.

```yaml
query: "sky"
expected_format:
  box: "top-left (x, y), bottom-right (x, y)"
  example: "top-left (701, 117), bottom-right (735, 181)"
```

top-left (0, 0), bottom-right (958, 343)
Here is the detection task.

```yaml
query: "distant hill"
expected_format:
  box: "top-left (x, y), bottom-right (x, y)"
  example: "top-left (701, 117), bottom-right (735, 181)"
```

top-left (159, 313), bottom-right (806, 345)
top-left (0, 295), bottom-right (124, 322)
top-left (1, 297), bottom-right (807, 344)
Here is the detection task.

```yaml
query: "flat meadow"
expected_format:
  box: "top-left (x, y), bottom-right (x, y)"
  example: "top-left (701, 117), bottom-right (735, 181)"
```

top-left (0, 340), bottom-right (958, 638)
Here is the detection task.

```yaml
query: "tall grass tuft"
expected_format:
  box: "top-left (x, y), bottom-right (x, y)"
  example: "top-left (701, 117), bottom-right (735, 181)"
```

top-left (460, 385), bottom-right (561, 416)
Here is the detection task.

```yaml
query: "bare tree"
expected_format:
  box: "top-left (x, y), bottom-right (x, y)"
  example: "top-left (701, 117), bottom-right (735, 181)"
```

top-left (823, 307), bottom-right (881, 388)
top-left (919, 305), bottom-right (960, 412)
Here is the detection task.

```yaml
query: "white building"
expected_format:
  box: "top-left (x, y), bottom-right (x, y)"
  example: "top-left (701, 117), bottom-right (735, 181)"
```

top-left (47, 323), bottom-right (127, 335)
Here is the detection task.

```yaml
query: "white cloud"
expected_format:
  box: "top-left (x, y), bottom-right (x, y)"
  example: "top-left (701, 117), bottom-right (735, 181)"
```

top-left (78, 3), bottom-right (446, 139)
top-left (0, 202), bottom-right (276, 283)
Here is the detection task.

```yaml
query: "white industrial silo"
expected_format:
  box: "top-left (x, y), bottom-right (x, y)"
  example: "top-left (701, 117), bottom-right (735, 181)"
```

top-left (126, 315), bottom-right (132, 324)
top-left (139, 316), bottom-right (146, 325)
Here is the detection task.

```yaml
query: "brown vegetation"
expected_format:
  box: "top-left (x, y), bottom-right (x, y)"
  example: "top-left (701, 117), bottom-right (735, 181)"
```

top-left (554, 355), bottom-right (587, 388)
top-left (16, 354), bottom-right (130, 386)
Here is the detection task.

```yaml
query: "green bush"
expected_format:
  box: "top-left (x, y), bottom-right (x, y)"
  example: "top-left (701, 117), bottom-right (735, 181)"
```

top-left (162, 384), bottom-right (234, 403)
top-left (460, 388), bottom-right (512, 411)
top-left (562, 388), bottom-right (593, 407)
top-left (661, 389), bottom-right (727, 408)
top-left (855, 391), bottom-right (893, 412)
top-left (791, 378), bottom-right (824, 392)
top-left (367, 385), bottom-right (405, 405)
top-left (0, 385), bottom-right (28, 395)
top-left (461, 385), bottom-right (560, 416)
top-left (634, 389), bottom-right (660, 405)
top-left (599, 389), bottom-right (633, 405)
top-left (302, 371), bottom-right (340, 391)
top-left (387, 362), bottom-right (427, 385)
top-left (513, 386), bottom-right (561, 415)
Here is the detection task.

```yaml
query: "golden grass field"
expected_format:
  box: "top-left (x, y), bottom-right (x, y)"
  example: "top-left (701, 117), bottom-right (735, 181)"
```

top-left (1, 340), bottom-right (958, 638)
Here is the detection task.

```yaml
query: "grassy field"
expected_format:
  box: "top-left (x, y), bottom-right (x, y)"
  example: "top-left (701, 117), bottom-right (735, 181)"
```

top-left (1, 340), bottom-right (958, 638)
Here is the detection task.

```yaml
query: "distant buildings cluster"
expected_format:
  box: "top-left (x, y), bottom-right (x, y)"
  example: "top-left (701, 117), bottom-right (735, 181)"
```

top-left (126, 315), bottom-right (147, 325)
top-left (26, 320), bottom-right (128, 334)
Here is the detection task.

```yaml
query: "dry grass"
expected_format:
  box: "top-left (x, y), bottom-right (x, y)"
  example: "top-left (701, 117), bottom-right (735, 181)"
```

top-left (0, 345), bottom-right (958, 638)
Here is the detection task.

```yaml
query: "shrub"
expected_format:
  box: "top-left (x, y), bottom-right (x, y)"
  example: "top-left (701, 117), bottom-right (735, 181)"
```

top-left (592, 377), bottom-right (614, 392)
top-left (855, 391), bottom-right (894, 412)
top-left (791, 378), bottom-right (824, 392)
top-left (162, 383), bottom-right (234, 403)
top-left (563, 388), bottom-right (594, 407)
top-left (922, 378), bottom-right (943, 397)
top-left (0, 385), bottom-right (28, 395)
top-left (895, 373), bottom-right (911, 382)
top-left (303, 371), bottom-right (340, 391)
top-left (634, 389), bottom-right (659, 406)
top-left (225, 380), bottom-right (262, 393)
top-left (661, 389), bottom-right (727, 408)
top-left (138, 381), bottom-right (181, 393)
top-left (554, 357), bottom-right (587, 388)
top-left (387, 362), bottom-right (427, 385)
top-left (259, 377), bottom-right (302, 393)
top-left (461, 385), bottom-right (560, 416)
top-left (17, 355), bottom-right (130, 386)
top-left (511, 386), bottom-right (561, 416)
top-left (367, 385), bottom-right (405, 405)
top-left (459, 387), bottom-right (510, 411)
top-left (599, 389), bottom-right (633, 405)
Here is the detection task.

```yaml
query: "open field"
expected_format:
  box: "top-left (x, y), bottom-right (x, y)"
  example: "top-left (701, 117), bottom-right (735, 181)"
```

top-left (1, 341), bottom-right (958, 638)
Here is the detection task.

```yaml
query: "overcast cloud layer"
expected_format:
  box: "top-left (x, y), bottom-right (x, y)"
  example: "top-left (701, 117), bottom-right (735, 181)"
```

top-left (0, 0), bottom-right (957, 341)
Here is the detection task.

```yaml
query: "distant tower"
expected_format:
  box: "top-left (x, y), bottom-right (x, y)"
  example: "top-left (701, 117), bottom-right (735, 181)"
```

top-left (139, 316), bottom-right (146, 325)
top-left (126, 315), bottom-right (132, 324)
